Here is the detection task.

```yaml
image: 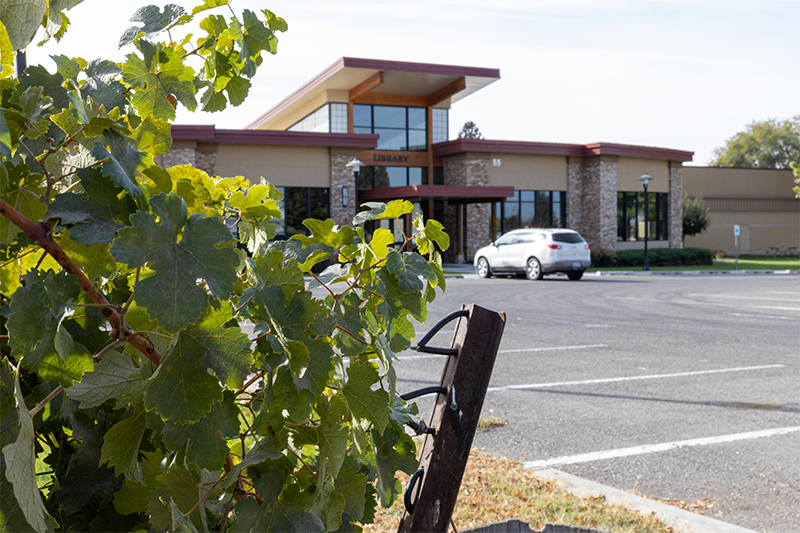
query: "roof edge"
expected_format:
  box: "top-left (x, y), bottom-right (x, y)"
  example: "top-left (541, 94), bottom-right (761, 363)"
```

top-left (434, 138), bottom-right (694, 161)
top-left (171, 125), bottom-right (379, 148)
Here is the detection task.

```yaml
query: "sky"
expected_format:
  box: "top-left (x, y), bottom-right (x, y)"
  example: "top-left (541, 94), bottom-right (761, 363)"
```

top-left (30, 0), bottom-right (800, 166)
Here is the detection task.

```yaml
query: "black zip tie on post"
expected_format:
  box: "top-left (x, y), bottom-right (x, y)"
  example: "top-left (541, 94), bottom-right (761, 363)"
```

top-left (404, 468), bottom-right (425, 515)
top-left (412, 309), bottom-right (469, 355)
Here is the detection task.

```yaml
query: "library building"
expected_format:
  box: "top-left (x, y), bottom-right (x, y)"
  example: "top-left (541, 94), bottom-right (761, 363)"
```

top-left (165, 57), bottom-right (798, 262)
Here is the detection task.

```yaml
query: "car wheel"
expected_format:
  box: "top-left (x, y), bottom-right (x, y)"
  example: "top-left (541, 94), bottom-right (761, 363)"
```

top-left (567, 270), bottom-right (584, 281)
top-left (476, 257), bottom-right (491, 278)
top-left (526, 257), bottom-right (543, 280)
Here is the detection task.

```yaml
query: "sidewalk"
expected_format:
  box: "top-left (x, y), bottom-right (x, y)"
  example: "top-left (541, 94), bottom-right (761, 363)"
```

top-left (442, 264), bottom-right (799, 278)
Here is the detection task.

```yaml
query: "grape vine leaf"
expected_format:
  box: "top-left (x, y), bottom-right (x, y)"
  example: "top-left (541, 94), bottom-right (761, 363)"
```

top-left (147, 463), bottom-right (203, 532)
top-left (122, 40), bottom-right (197, 121)
top-left (46, 167), bottom-right (136, 245)
top-left (66, 350), bottom-right (145, 408)
top-left (112, 450), bottom-right (165, 516)
top-left (342, 360), bottom-right (390, 435)
top-left (171, 499), bottom-right (200, 533)
top-left (35, 348), bottom-right (93, 388)
top-left (162, 390), bottom-right (239, 471)
top-left (294, 399), bottom-right (348, 479)
top-left (100, 406), bottom-right (147, 484)
top-left (81, 58), bottom-right (127, 112)
top-left (6, 269), bottom-right (81, 369)
top-left (91, 130), bottom-right (144, 198)
top-left (372, 423), bottom-right (418, 506)
top-left (110, 193), bottom-right (239, 332)
top-left (119, 4), bottom-right (187, 47)
top-left (143, 307), bottom-right (251, 423)
top-left (1, 373), bottom-right (59, 533)
top-left (0, 0), bottom-right (46, 51)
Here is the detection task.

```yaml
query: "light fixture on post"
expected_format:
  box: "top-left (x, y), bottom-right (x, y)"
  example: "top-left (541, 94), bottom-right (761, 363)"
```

top-left (345, 158), bottom-right (365, 216)
top-left (342, 186), bottom-right (348, 207)
top-left (638, 173), bottom-right (652, 271)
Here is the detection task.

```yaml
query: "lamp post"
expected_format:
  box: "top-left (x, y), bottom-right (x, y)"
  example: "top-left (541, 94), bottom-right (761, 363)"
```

top-left (638, 173), bottom-right (652, 271)
top-left (345, 158), bottom-right (365, 217)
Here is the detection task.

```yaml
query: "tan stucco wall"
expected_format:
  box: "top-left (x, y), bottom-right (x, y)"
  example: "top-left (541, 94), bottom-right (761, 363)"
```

top-left (682, 167), bottom-right (798, 253)
top-left (683, 167), bottom-right (795, 198)
top-left (685, 212), bottom-right (799, 254)
top-left (486, 154), bottom-right (568, 190)
top-left (214, 144), bottom-right (331, 187)
top-left (616, 158), bottom-right (669, 193)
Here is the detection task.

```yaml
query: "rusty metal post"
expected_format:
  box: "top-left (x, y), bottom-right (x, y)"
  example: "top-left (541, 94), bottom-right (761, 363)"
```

top-left (398, 304), bottom-right (506, 533)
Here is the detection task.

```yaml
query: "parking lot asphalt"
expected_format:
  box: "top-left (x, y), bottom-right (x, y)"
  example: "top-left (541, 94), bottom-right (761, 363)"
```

top-left (395, 273), bottom-right (800, 533)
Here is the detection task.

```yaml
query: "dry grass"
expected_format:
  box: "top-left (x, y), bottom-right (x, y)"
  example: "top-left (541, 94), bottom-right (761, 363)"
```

top-left (363, 449), bottom-right (676, 533)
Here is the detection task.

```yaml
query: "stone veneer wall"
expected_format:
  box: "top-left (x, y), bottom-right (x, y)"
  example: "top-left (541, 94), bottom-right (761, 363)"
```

top-left (442, 159), bottom-right (490, 263)
top-left (163, 148), bottom-right (196, 168)
top-left (163, 146), bottom-right (217, 177)
top-left (668, 163), bottom-right (683, 248)
top-left (567, 159), bottom-right (618, 251)
top-left (329, 153), bottom-right (354, 230)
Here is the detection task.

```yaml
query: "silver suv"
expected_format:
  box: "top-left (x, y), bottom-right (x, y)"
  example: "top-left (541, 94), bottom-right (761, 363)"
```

top-left (473, 229), bottom-right (591, 280)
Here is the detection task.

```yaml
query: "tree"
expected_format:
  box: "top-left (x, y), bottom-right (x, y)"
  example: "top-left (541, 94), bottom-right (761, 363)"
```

top-left (458, 120), bottom-right (483, 139)
top-left (0, 3), bottom-right (449, 532)
top-left (709, 115), bottom-right (800, 168)
top-left (791, 161), bottom-right (800, 198)
top-left (683, 193), bottom-right (710, 243)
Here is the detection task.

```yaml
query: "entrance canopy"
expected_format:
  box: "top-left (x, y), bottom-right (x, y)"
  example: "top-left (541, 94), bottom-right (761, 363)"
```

top-left (359, 184), bottom-right (514, 204)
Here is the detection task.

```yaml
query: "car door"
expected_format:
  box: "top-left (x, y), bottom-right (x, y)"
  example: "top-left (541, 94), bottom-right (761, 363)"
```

top-left (507, 232), bottom-right (540, 269)
top-left (492, 233), bottom-right (517, 269)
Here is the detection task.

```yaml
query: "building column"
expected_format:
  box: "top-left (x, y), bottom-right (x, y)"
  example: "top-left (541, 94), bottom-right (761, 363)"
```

top-left (329, 151), bottom-right (358, 229)
top-left (569, 156), bottom-right (618, 251)
top-left (668, 161), bottom-right (684, 249)
top-left (442, 157), bottom-right (490, 263)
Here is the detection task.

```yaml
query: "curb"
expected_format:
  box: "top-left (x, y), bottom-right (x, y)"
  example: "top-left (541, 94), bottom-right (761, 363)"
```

top-left (531, 469), bottom-right (758, 533)
top-left (591, 269), bottom-right (798, 276)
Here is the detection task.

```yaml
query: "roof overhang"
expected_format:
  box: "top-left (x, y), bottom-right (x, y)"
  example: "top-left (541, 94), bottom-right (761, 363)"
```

top-left (171, 125), bottom-right (379, 149)
top-left (247, 57), bottom-right (501, 130)
top-left (359, 185), bottom-right (515, 204)
top-left (434, 138), bottom-right (694, 162)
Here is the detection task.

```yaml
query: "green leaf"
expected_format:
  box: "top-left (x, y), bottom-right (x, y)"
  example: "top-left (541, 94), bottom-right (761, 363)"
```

top-left (270, 239), bottom-right (332, 272)
top-left (147, 463), bottom-right (203, 532)
top-left (144, 307), bottom-right (250, 423)
top-left (118, 4), bottom-right (187, 47)
top-left (35, 348), bottom-right (93, 387)
top-left (0, 19), bottom-right (14, 79)
top-left (7, 269), bottom-right (80, 369)
top-left (110, 193), bottom-right (239, 332)
top-left (0, 105), bottom-right (11, 158)
top-left (91, 133), bottom-right (144, 198)
top-left (262, 9), bottom-right (288, 33)
top-left (294, 400), bottom-right (348, 479)
top-left (191, 0), bottom-right (229, 16)
top-left (342, 360), bottom-right (390, 435)
top-left (66, 350), bottom-right (145, 408)
top-left (81, 59), bottom-right (127, 112)
top-left (100, 406), bottom-right (147, 484)
top-left (251, 249), bottom-right (305, 293)
top-left (171, 500), bottom-right (200, 533)
top-left (1, 372), bottom-right (58, 533)
top-left (46, 168), bottom-right (135, 245)
top-left (0, 0), bottom-right (46, 51)
top-left (122, 40), bottom-right (196, 121)
top-left (415, 217), bottom-right (450, 255)
top-left (162, 390), bottom-right (239, 471)
top-left (335, 456), bottom-right (368, 525)
top-left (112, 450), bottom-right (164, 516)
top-left (372, 423), bottom-right (417, 506)
top-left (132, 114), bottom-right (172, 155)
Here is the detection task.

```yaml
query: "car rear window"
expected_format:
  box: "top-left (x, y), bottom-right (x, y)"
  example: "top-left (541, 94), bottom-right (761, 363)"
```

top-left (552, 233), bottom-right (584, 243)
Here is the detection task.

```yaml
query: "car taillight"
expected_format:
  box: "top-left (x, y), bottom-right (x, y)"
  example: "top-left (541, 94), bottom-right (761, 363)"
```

top-left (547, 244), bottom-right (561, 250)
top-left (585, 244), bottom-right (590, 249)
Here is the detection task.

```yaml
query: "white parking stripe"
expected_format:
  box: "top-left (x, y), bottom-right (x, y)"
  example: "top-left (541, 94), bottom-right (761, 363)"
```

top-left (498, 344), bottom-right (608, 354)
top-left (728, 313), bottom-right (795, 320)
top-left (607, 296), bottom-right (800, 312)
top-left (392, 343), bottom-right (608, 362)
top-left (523, 426), bottom-right (800, 470)
top-left (687, 293), bottom-right (799, 302)
top-left (487, 364), bottom-right (785, 392)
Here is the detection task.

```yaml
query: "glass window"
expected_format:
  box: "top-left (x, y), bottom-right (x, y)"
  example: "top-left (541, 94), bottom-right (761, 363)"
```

top-left (330, 103), bottom-right (347, 133)
top-left (496, 190), bottom-right (568, 235)
top-left (617, 191), bottom-right (668, 241)
top-left (374, 106), bottom-right (406, 129)
top-left (408, 167), bottom-right (423, 186)
top-left (408, 108), bottom-right (426, 130)
top-left (375, 128), bottom-right (407, 151)
top-left (386, 167), bottom-right (407, 188)
top-left (520, 203), bottom-right (535, 228)
top-left (408, 129), bottom-right (427, 151)
top-left (274, 187), bottom-right (330, 239)
top-left (552, 233), bottom-right (584, 244)
top-left (353, 104), bottom-right (371, 127)
top-left (432, 108), bottom-right (448, 144)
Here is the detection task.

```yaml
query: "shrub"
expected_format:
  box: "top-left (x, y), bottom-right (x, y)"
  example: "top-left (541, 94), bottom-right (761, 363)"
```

top-left (615, 248), bottom-right (713, 267)
top-left (591, 248), bottom-right (617, 267)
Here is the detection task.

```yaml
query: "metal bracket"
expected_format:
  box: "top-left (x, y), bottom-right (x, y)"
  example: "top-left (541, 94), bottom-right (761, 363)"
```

top-left (412, 309), bottom-right (469, 355)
